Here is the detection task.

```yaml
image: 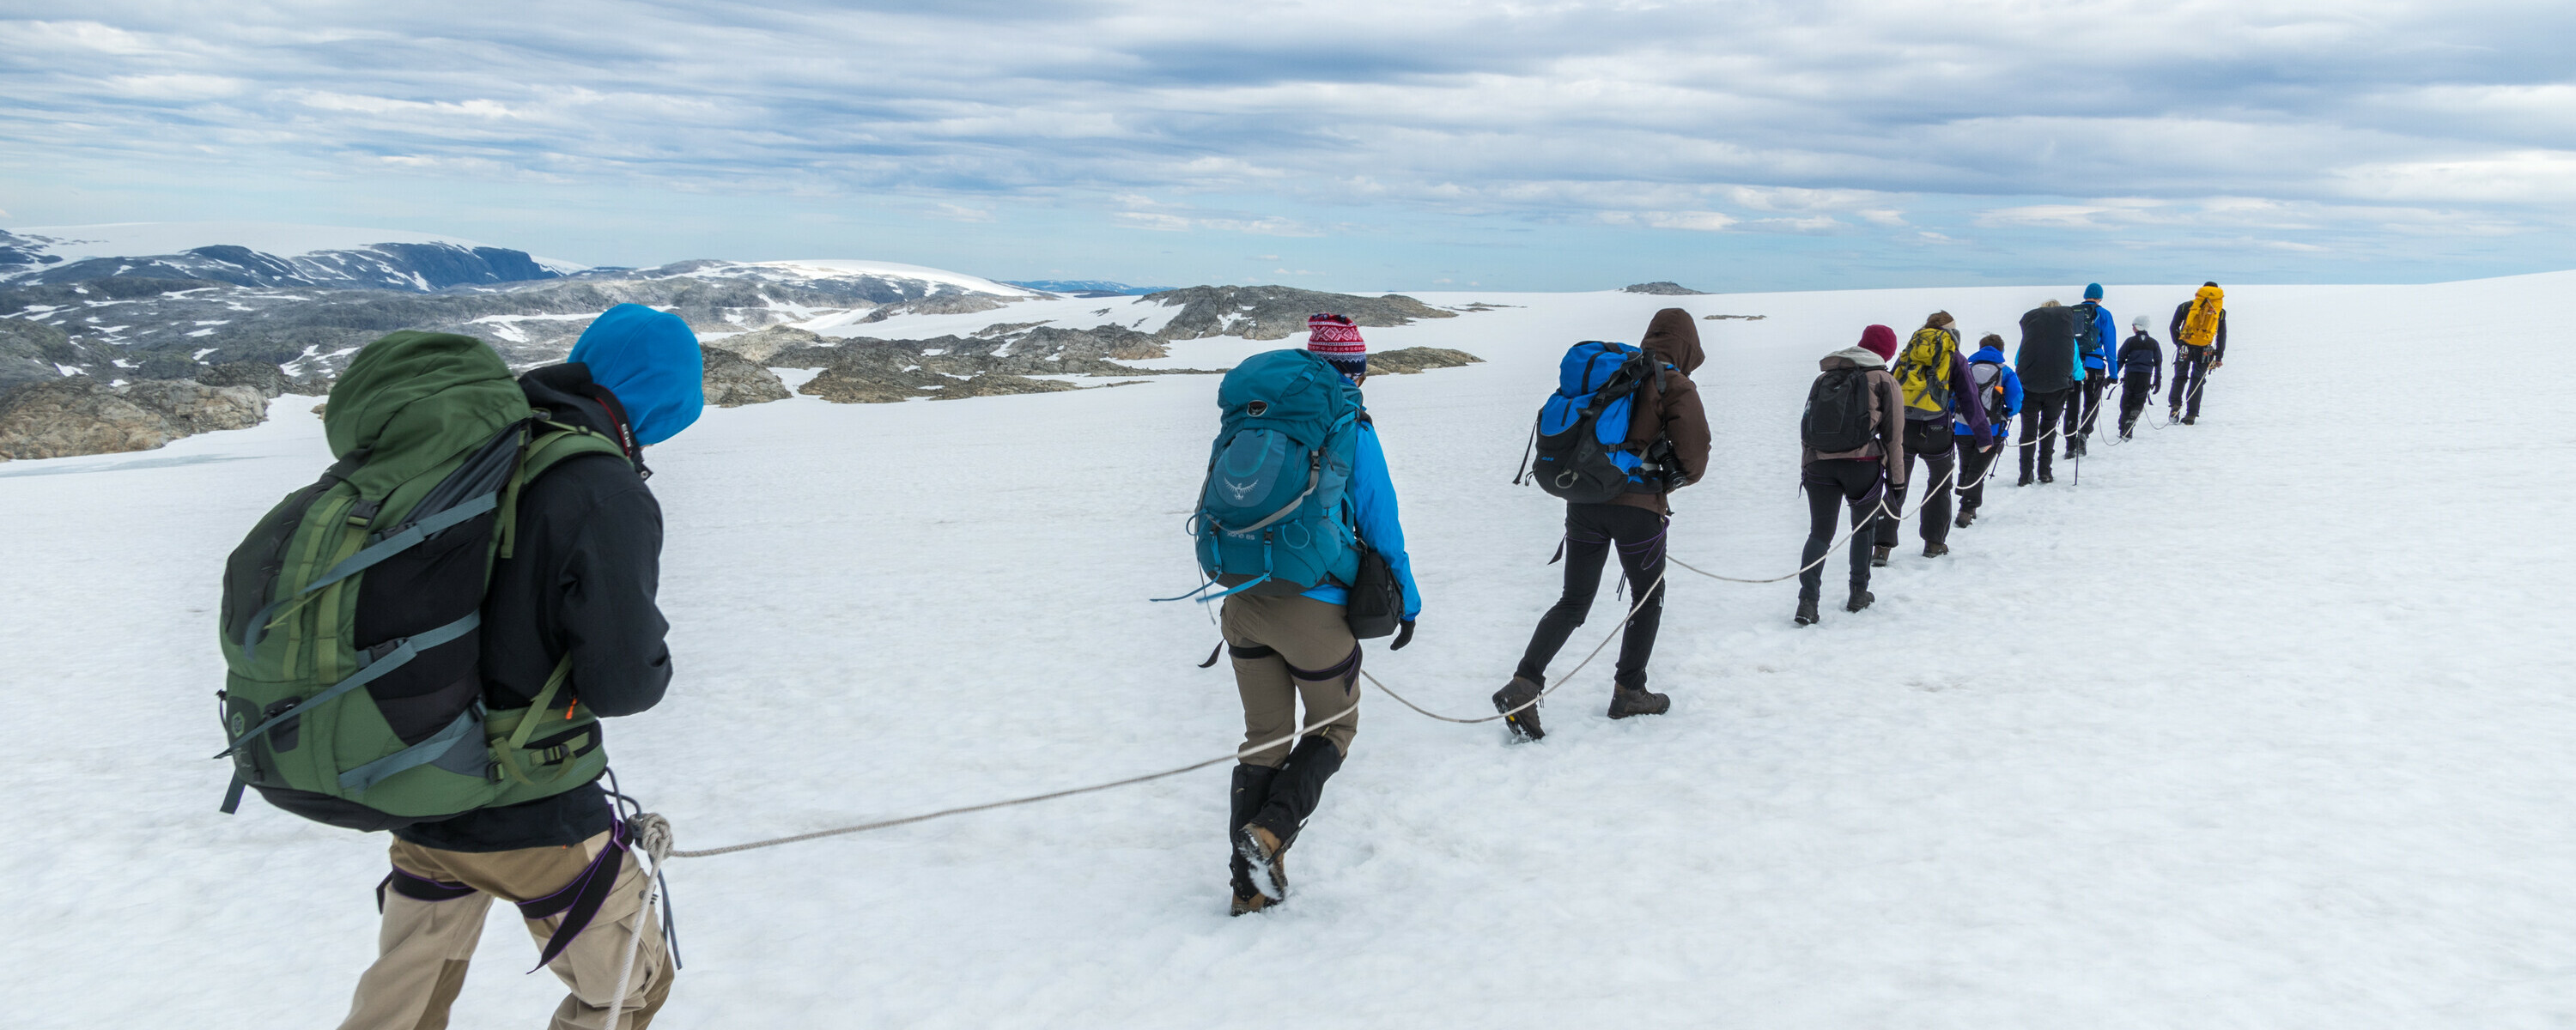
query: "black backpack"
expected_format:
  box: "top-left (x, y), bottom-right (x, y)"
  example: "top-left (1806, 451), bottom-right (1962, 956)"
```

top-left (1801, 367), bottom-right (1876, 452)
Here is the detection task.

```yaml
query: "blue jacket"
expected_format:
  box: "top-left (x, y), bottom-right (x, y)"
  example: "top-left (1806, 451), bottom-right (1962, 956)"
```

top-left (1957, 344), bottom-right (2023, 439)
top-left (2074, 301), bottom-right (2118, 373)
top-left (1300, 421), bottom-right (1423, 620)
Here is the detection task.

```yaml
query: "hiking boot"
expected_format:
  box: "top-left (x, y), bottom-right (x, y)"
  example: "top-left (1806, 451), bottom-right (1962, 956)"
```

top-left (1955, 509), bottom-right (1976, 528)
top-left (1845, 589), bottom-right (1875, 613)
top-left (1607, 682), bottom-right (1670, 719)
top-left (1795, 597), bottom-right (1820, 626)
top-left (1492, 676), bottom-right (1545, 742)
top-left (1228, 764), bottom-right (1280, 908)
top-left (1923, 542), bottom-right (1949, 558)
top-left (1230, 889), bottom-right (1273, 917)
top-left (2168, 406), bottom-right (2180, 421)
top-left (2038, 470), bottom-right (2055, 484)
top-left (2016, 473), bottom-right (2034, 487)
top-left (2182, 415), bottom-right (2196, 425)
top-left (1233, 823), bottom-right (1288, 904)
top-left (1871, 544), bottom-right (1892, 567)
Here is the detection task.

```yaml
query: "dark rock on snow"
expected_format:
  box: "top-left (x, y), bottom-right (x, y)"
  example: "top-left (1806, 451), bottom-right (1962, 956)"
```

top-left (700, 346), bottom-right (793, 408)
top-left (1146, 286), bottom-right (1455, 341)
top-left (1622, 282), bottom-right (1709, 295)
top-left (0, 377), bottom-right (266, 461)
top-left (1368, 348), bottom-right (1484, 375)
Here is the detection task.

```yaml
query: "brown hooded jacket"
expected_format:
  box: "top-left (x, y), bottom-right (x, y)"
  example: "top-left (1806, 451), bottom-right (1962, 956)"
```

top-left (1612, 308), bottom-right (1715, 515)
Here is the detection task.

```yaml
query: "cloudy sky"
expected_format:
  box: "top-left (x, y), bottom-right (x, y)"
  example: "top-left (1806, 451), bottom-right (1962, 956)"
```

top-left (4, 1), bottom-right (2571, 290)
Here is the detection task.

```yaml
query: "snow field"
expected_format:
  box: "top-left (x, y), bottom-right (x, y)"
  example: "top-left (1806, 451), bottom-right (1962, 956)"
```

top-left (3, 275), bottom-right (2573, 1027)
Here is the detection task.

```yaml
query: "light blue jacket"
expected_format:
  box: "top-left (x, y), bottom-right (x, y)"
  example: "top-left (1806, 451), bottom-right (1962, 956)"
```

top-left (1299, 421), bottom-right (1423, 620)
top-left (1957, 344), bottom-right (2024, 440)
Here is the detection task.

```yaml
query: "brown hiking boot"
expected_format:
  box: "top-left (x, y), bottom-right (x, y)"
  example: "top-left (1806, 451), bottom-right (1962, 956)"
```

top-left (1233, 823), bottom-right (1288, 903)
top-left (1871, 544), bottom-right (1892, 567)
top-left (1230, 889), bottom-right (1273, 917)
top-left (1492, 676), bottom-right (1545, 742)
top-left (1923, 542), bottom-right (1949, 558)
top-left (1607, 682), bottom-right (1670, 719)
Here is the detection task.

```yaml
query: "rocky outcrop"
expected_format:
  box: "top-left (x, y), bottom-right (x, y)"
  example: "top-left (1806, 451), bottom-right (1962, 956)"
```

top-left (197, 360), bottom-right (330, 397)
top-left (933, 374), bottom-right (1078, 400)
top-left (0, 317), bottom-right (88, 391)
top-left (1368, 348), bottom-right (1484, 375)
top-left (1623, 282), bottom-right (1708, 295)
top-left (708, 325), bottom-right (826, 364)
top-left (0, 377), bottom-right (265, 461)
top-left (701, 346), bottom-right (792, 407)
top-left (858, 294), bottom-right (1014, 322)
top-left (1146, 286), bottom-right (1455, 341)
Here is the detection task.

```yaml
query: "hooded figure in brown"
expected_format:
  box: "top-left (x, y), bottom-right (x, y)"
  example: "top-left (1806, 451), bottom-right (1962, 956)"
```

top-left (1493, 307), bottom-right (1713, 740)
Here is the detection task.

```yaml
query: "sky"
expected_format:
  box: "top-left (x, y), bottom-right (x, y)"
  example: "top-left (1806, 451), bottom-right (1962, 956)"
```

top-left (3, 1), bottom-right (2573, 292)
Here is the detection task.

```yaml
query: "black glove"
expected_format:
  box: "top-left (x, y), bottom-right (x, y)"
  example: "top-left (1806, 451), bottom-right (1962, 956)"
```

top-left (1390, 620), bottom-right (1416, 651)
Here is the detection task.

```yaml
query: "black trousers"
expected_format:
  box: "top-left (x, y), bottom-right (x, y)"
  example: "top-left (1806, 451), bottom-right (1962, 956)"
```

top-left (2169, 345), bottom-right (2212, 418)
top-left (2117, 370), bottom-right (2156, 434)
top-left (1877, 421), bottom-right (1956, 548)
top-left (1799, 458), bottom-right (1882, 602)
top-left (2018, 388), bottom-right (2072, 479)
top-left (2063, 375), bottom-right (2108, 444)
top-left (1516, 503), bottom-right (1668, 689)
top-left (1956, 435), bottom-right (2003, 512)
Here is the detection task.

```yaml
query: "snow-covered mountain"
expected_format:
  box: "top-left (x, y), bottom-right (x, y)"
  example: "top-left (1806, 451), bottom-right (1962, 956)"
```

top-left (0, 223), bottom-right (580, 292)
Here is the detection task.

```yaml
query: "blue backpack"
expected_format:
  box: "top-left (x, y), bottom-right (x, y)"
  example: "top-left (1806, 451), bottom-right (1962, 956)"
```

top-left (1523, 342), bottom-right (1651, 504)
top-left (1182, 349), bottom-right (1364, 601)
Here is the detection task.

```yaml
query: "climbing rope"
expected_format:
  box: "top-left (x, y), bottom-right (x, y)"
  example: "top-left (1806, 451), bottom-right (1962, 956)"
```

top-left (608, 812), bottom-right (673, 1029)
top-left (647, 382), bottom-right (2206, 857)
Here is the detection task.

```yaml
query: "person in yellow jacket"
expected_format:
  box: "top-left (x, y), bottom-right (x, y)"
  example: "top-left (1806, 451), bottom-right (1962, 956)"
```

top-left (2166, 282), bottom-right (2227, 424)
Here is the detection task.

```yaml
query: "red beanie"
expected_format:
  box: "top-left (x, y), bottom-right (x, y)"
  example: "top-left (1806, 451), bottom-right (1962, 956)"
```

top-left (1858, 324), bottom-right (1899, 361)
top-left (1306, 312), bottom-right (1367, 378)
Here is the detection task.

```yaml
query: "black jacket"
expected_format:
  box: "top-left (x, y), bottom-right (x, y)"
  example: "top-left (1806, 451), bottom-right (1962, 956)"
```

top-left (2169, 301), bottom-right (2228, 360)
top-left (393, 363), bottom-right (673, 852)
top-left (2117, 331), bottom-right (2162, 384)
top-left (2014, 306), bottom-right (2078, 394)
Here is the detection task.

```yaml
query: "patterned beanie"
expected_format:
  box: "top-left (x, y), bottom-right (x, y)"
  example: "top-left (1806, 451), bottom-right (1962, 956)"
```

top-left (1306, 312), bottom-right (1367, 379)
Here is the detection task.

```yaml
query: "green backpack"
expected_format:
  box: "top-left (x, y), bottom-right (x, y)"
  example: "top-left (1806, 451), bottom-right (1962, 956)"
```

top-left (215, 331), bottom-right (628, 831)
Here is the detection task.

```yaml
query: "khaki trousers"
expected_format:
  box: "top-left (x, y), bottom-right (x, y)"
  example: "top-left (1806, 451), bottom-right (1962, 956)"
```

top-left (338, 832), bottom-right (673, 1030)
top-left (1222, 593), bottom-right (1360, 766)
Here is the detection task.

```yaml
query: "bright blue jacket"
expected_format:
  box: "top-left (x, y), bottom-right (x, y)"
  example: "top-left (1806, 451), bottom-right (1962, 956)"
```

top-left (2075, 300), bottom-right (2119, 374)
top-left (1299, 421), bottom-right (1422, 620)
top-left (1956, 344), bottom-right (2024, 440)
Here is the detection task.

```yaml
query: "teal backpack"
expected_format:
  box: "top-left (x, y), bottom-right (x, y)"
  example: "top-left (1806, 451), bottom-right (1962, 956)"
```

top-left (1176, 349), bottom-right (1364, 602)
top-left (215, 331), bottom-right (626, 831)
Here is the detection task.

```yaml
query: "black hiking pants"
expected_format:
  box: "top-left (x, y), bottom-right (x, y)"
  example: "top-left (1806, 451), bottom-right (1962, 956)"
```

top-left (1516, 503), bottom-right (1668, 690)
top-left (1799, 458), bottom-right (1884, 602)
top-left (2018, 388), bottom-right (2072, 480)
top-left (2063, 375), bottom-right (2108, 445)
top-left (1877, 421), bottom-right (1956, 549)
top-left (2169, 345), bottom-right (2212, 418)
top-left (1957, 433), bottom-right (2003, 513)
top-left (2117, 370), bottom-right (2157, 435)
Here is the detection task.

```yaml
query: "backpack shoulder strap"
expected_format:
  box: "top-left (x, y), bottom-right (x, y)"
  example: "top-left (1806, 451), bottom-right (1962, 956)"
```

top-left (497, 423), bottom-right (632, 560)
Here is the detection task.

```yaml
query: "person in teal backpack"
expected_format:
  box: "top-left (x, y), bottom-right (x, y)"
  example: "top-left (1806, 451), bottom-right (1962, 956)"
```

top-left (325, 304), bottom-right (702, 1030)
top-left (1194, 313), bottom-right (1420, 916)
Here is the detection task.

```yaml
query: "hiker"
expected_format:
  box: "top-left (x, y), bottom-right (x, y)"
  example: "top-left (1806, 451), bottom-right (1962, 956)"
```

top-left (325, 304), bottom-right (700, 1028)
top-left (1795, 325), bottom-right (1906, 625)
top-left (1201, 313), bottom-right (1421, 917)
top-left (2063, 284), bottom-right (2118, 457)
top-left (2167, 282), bottom-right (2227, 424)
top-left (2014, 300), bottom-right (2081, 484)
top-left (1874, 312), bottom-right (1991, 562)
top-left (1953, 334), bottom-right (2021, 527)
top-left (2116, 313), bottom-right (2163, 439)
top-left (1492, 308), bottom-right (1712, 741)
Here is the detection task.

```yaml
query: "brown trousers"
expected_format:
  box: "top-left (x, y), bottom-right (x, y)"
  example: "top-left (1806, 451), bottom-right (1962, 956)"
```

top-left (1222, 593), bottom-right (1360, 766)
top-left (338, 832), bottom-right (673, 1030)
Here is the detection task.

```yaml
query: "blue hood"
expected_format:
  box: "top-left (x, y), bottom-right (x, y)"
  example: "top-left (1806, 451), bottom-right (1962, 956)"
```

top-left (569, 303), bottom-right (704, 446)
